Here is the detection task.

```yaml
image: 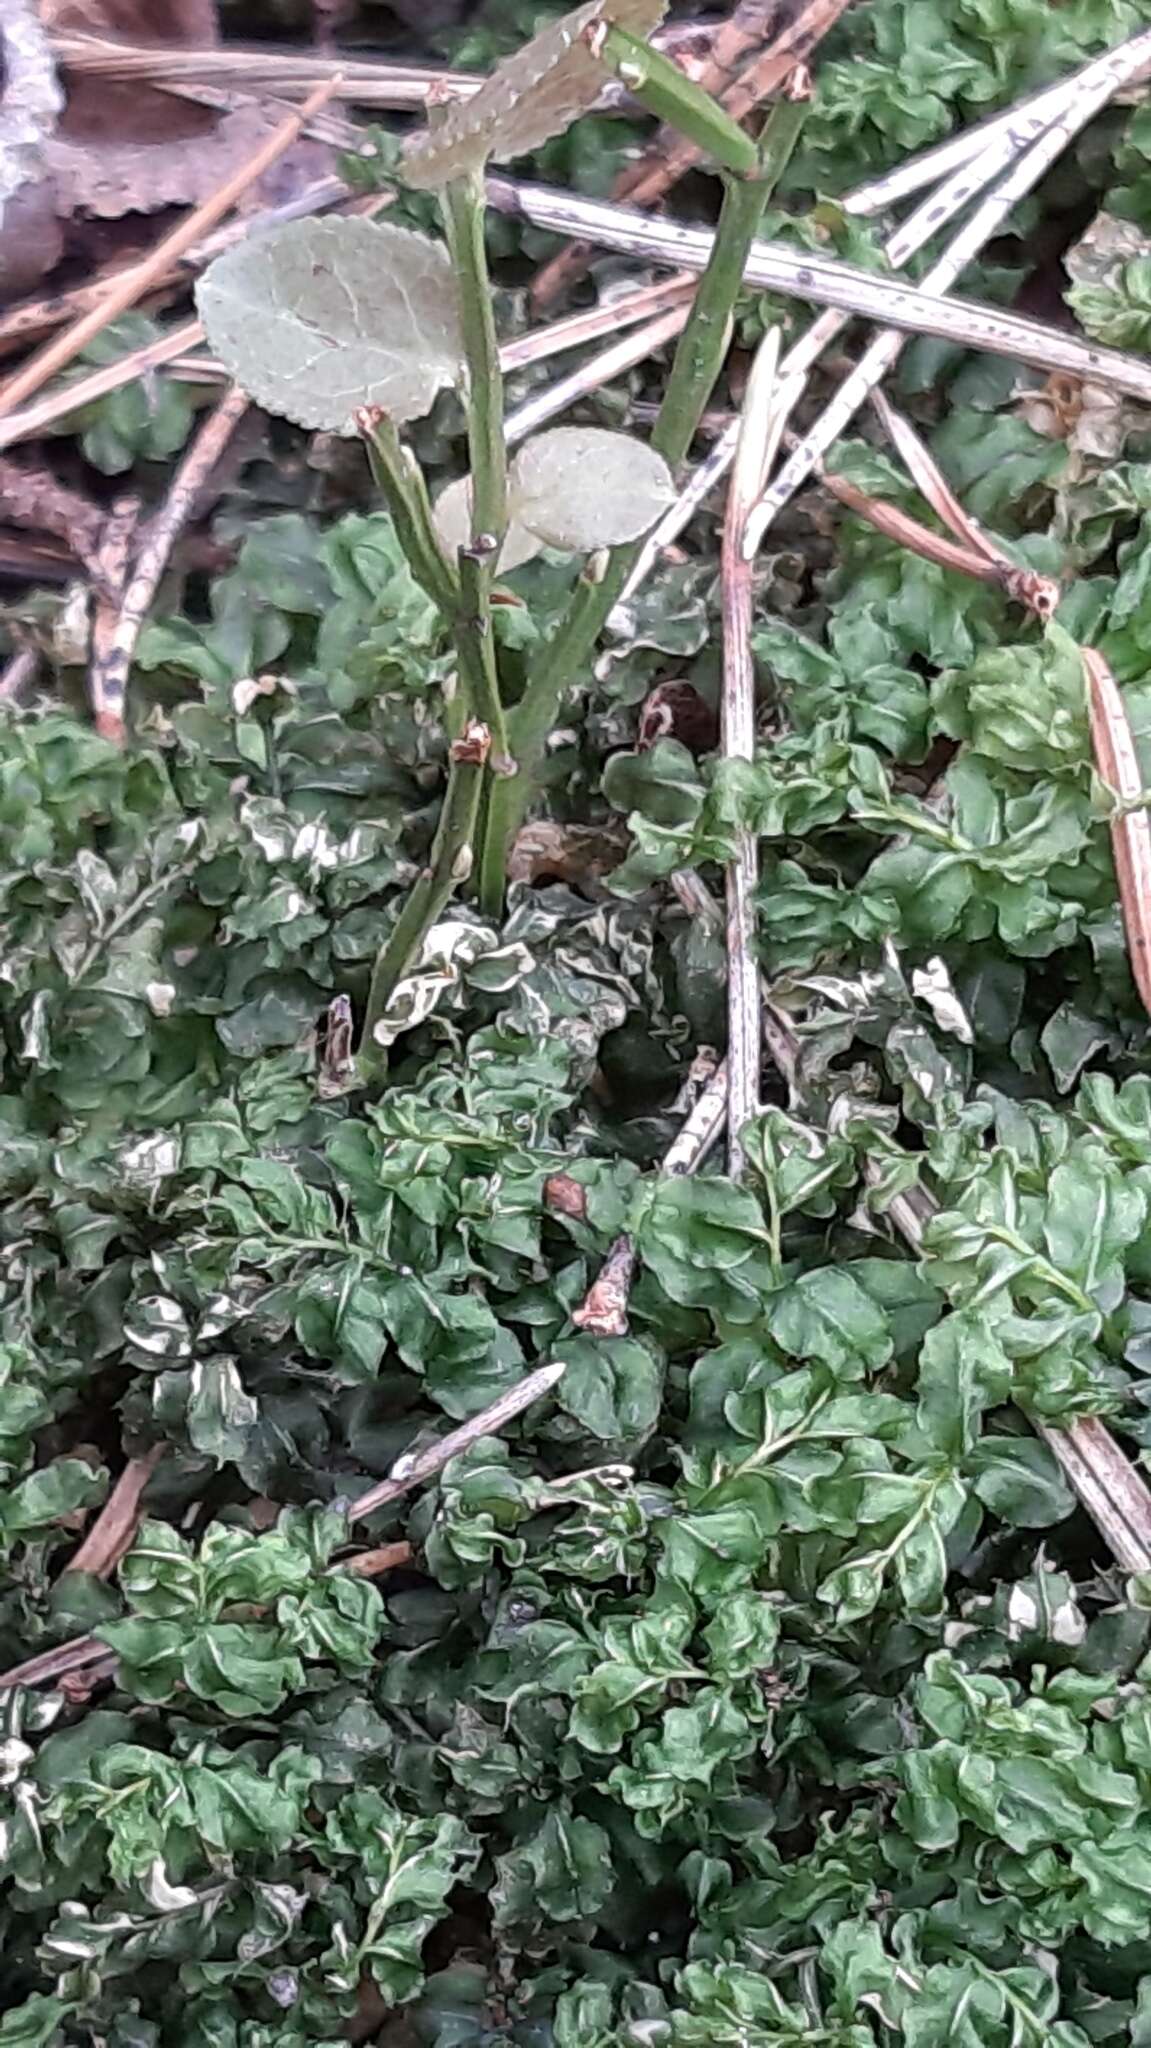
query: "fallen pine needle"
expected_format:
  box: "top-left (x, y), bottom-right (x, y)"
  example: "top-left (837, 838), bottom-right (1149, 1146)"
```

top-left (1083, 645), bottom-right (1151, 1019)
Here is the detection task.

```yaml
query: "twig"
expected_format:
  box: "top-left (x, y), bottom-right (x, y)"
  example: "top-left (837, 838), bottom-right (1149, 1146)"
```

top-left (744, 24), bottom-right (1151, 550)
top-left (0, 76), bottom-right (341, 422)
top-left (0, 1636), bottom-right (114, 1693)
top-left (722, 329), bottom-right (784, 1174)
top-left (339, 1540), bottom-right (413, 1578)
top-left (529, 0), bottom-right (851, 311)
top-left (844, 46), bottom-right (1151, 219)
top-left (573, 1055), bottom-right (728, 1336)
top-left (90, 384), bottom-right (250, 740)
top-left (499, 275), bottom-right (696, 372)
top-left (63, 1447), bottom-right (166, 1581)
top-left (820, 465), bottom-right (1059, 619)
top-left (1083, 646), bottom-right (1151, 1020)
top-left (349, 1360), bottom-right (567, 1518)
top-left (0, 1366), bottom-right (565, 1696)
top-left (88, 497), bottom-right (140, 743)
top-left (0, 321), bottom-right (204, 453)
top-left (0, 641), bottom-right (38, 700)
top-left (50, 33), bottom-right (481, 106)
top-left (485, 175), bottom-right (1151, 402)
top-left (0, 455), bottom-right (104, 573)
top-left (503, 302), bottom-right (690, 444)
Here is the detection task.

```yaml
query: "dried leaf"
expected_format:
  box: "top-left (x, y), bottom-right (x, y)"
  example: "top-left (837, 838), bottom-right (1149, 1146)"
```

top-left (434, 474), bottom-right (542, 573)
top-left (401, 0), bottom-right (667, 190)
top-left (511, 426), bottom-right (674, 551)
top-left (197, 216), bottom-right (464, 434)
top-left (43, 103), bottom-right (326, 222)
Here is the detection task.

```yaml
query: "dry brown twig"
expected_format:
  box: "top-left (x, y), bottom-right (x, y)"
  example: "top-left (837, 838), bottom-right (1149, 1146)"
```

top-left (573, 1056), bottom-right (725, 1343)
top-left (0, 1361), bottom-right (565, 1696)
top-left (91, 381), bottom-right (250, 739)
top-left (574, 1050), bottom-right (727, 1337)
top-left (63, 1446), bottom-right (166, 1580)
top-left (529, 0), bottom-right (852, 312)
top-left (721, 327), bottom-right (789, 1175)
top-left (0, 320), bottom-right (204, 453)
top-left (87, 496), bottom-right (139, 742)
top-left (0, 73), bottom-right (341, 423)
top-left (0, 454), bottom-right (105, 573)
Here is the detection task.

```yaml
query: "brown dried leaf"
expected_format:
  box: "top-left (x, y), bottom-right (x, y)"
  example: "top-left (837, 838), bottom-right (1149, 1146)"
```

top-left (42, 102), bottom-right (322, 219)
top-left (402, 0), bottom-right (666, 189)
top-left (38, 0), bottom-right (217, 34)
top-left (507, 817), bottom-right (627, 886)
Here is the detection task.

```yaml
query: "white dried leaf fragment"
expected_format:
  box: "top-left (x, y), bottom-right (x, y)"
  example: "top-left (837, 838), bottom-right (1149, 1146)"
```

top-left (196, 216), bottom-right (463, 434)
top-left (511, 426), bottom-right (675, 552)
top-left (402, 0), bottom-right (667, 189)
top-left (433, 474), bottom-right (542, 574)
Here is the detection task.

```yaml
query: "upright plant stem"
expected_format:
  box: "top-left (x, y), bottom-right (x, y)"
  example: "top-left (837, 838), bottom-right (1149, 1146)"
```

top-left (458, 541), bottom-right (514, 778)
top-left (480, 94), bottom-right (808, 904)
top-left (357, 407), bottom-right (458, 617)
top-left (358, 722), bottom-right (491, 1068)
top-left (442, 172), bottom-right (509, 547)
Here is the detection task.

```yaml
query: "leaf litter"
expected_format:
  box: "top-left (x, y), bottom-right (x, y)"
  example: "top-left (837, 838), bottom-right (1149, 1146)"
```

top-left (9, 1), bottom-right (1151, 2044)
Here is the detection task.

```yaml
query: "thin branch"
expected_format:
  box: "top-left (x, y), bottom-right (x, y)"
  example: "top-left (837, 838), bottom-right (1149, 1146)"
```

top-left (90, 384), bottom-right (250, 740)
top-left (499, 275), bottom-right (696, 373)
top-left (503, 302), bottom-right (690, 445)
top-left (339, 1540), bottom-right (414, 1578)
top-left (821, 464), bottom-right (1059, 619)
top-left (844, 44), bottom-right (1151, 218)
top-left (49, 32), bottom-right (481, 107)
top-left (63, 1448), bottom-right (166, 1581)
top-left (0, 76), bottom-right (342, 422)
top-left (88, 497), bottom-right (140, 742)
top-left (573, 1054), bottom-right (728, 1336)
top-left (485, 175), bottom-right (1151, 402)
top-left (0, 321), bottom-right (204, 452)
top-left (745, 24), bottom-right (1151, 549)
top-left (722, 328), bottom-right (782, 1174)
top-left (349, 1360), bottom-right (567, 1519)
top-left (0, 641), bottom-right (38, 701)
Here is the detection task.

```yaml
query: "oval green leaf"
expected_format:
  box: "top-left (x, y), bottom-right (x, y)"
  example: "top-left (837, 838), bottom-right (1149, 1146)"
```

top-left (196, 216), bottom-right (463, 434)
top-left (433, 475), bottom-right (543, 574)
top-left (510, 427), bottom-right (675, 552)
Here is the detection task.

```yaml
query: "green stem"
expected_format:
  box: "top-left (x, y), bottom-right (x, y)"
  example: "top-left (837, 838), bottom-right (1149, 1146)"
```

top-left (591, 22), bottom-right (760, 178)
top-left (442, 172), bottom-right (508, 546)
top-left (655, 100), bottom-right (808, 469)
top-left (480, 101), bottom-right (808, 901)
top-left (458, 540), bottom-right (515, 780)
top-left (358, 723), bottom-right (490, 1070)
top-left (358, 409), bottom-right (458, 618)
